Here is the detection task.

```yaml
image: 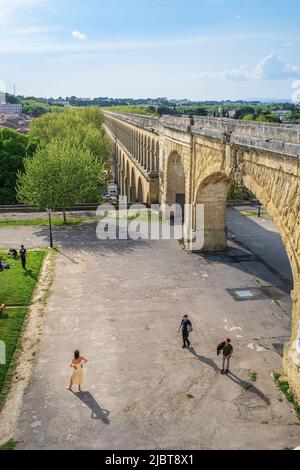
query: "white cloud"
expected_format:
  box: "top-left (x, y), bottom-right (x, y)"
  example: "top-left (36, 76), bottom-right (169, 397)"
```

top-left (72, 30), bottom-right (87, 41)
top-left (193, 54), bottom-right (300, 81)
top-left (0, 33), bottom-right (276, 55)
top-left (13, 25), bottom-right (58, 34)
top-left (0, 0), bottom-right (47, 20)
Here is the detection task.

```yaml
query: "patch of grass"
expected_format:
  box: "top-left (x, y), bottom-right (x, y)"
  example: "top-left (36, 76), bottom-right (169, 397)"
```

top-left (249, 371), bottom-right (257, 382)
top-left (274, 372), bottom-right (300, 421)
top-left (186, 393), bottom-right (194, 399)
top-left (0, 218), bottom-right (87, 227)
top-left (0, 249), bottom-right (47, 410)
top-left (0, 307), bottom-right (27, 410)
top-left (240, 210), bottom-right (268, 218)
top-left (0, 250), bottom-right (45, 305)
top-left (0, 438), bottom-right (18, 450)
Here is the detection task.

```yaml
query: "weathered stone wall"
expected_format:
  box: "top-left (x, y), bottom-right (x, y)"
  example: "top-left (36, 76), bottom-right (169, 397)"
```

top-left (104, 110), bottom-right (300, 400)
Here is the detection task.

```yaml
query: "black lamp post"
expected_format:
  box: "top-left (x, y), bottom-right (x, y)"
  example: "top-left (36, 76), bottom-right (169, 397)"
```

top-left (46, 208), bottom-right (54, 248)
top-left (257, 202), bottom-right (261, 218)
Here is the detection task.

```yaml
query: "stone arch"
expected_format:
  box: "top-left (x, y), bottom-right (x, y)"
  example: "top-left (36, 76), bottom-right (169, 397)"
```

top-left (125, 160), bottom-right (130, 198)
top-left (241, 172), bottom-right (298, 283)
top-left (143, 135), bottom-right (147, 168)
top-left (138, 135), bottom-right (142, 165)
top-left (125, 160), bottom-right (130, 179)
top-left (137, 177), bottom-right (144, 203)
top-left (155, 141), bottom-right (159, 171)
top-left (120, 154), bottom-right (126, 195)
top-left (239, 170), bottom-right (300, 398)
top-left (151, 139), bottom-right (155, 171)
top-left (146, 136), bottom-right (151, 171)
top-left (130, 167), bottom-right (137, 203)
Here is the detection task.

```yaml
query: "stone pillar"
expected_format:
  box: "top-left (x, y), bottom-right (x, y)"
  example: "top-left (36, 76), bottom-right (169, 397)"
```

top-left (200, 200), bottom-right (228, 251)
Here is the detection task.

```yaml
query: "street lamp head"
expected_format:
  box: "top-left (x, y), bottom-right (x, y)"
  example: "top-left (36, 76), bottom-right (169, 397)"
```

top-left (46, 207), bottom-right (52, 214)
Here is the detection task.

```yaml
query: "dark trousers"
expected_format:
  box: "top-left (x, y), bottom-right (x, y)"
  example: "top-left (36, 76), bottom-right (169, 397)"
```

top-left (21, 257), bottom-right (26, 269)
top-left (182, 330), bottom-right (190, 347)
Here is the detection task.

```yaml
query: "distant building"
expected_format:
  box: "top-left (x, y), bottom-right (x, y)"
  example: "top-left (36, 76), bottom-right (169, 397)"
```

top-left (50, 100), bottom-right (70, 107)
top-left (273, 110), bottom-right (291, 122)
top-left (0, 103), bottom-right (22, 115)
top-left (228, 110), bottom-right (236, 118)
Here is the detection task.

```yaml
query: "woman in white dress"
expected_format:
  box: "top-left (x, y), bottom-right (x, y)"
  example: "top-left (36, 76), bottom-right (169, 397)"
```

top-left (67, 350), bottom-right (87, 392)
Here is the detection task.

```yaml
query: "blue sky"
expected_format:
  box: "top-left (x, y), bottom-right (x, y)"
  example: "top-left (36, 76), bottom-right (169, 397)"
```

top-left (1, 0), bottom-right (300, 100)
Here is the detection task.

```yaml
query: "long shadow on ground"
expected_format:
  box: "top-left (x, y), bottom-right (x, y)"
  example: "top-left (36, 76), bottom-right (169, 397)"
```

top-left (72, 391), bottom-right (110, 424)
top-left (35, 222), bottom-right (151, 256)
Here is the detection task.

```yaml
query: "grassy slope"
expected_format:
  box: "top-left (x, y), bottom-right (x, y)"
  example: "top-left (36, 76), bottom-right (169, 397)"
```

top-left (0, 251), bottom-right (45, 305)
top-left (0, 249), bottom-right (45, 409)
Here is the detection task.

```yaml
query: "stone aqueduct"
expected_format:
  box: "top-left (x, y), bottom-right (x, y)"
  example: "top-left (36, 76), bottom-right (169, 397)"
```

top-left (103, 110), bottom-right (300, 400)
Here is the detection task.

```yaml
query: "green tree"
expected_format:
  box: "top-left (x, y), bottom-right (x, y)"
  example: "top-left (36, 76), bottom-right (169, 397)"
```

top-left (289, 111), bottom-right (300, 123)
top-left (256, 114), bottom-right (268, 122)
top-left (235, 106), bottom-right (256, 120)
top-left (0, 129), bottom-right (38, 204)
top-left (29, 107), bottom-right (112, 163)
top-left (17, 139), bottom-right (105, 223)
top-left (243, 114), bottom-right (255, 121)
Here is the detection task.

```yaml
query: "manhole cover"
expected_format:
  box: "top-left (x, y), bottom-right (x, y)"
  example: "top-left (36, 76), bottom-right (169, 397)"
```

top-left (235, 290), bottom-right (254, 299)
top-left (226, 287), bottom-right (281, 301)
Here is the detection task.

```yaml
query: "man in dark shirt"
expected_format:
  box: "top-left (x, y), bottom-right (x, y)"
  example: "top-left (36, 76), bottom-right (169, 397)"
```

top-left (178, 315), bottom-right (192, 349)
top-left (217, 338), bottom-right (233, 374)
top-left (20, 245), bottom-right (27, 270)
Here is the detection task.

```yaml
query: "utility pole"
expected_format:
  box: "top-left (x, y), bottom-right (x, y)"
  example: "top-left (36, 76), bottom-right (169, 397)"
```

top-left (13, 84), bottom-right (16, 96)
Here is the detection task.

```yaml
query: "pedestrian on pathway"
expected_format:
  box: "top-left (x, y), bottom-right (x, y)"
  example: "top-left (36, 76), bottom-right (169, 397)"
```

top-left (217, 338), bottom-right (233, 374)
top-left (20, 245), bottom-right (27, 270)
top-left (178, 314), bottom-right (193, 349)
top-left (67, 350), bottom-right (87, 392)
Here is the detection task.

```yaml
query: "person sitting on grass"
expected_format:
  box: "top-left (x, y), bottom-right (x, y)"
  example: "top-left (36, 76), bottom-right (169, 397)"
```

top-left (8, 247), bottom-right (18, 259)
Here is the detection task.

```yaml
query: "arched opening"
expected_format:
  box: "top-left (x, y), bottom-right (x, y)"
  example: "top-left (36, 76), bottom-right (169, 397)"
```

top-left (151, 139), bottom-right (155, 171)
top-left (130, 167), bottom-right (137, 203)
top-left (137, 177), bottom-right (144, 203)
top-left (125, 160), bottom-right (130, 199)
top-left (124, 176), bottom-right (129, 199)
top-left (166, 152), bottom-right (186, 222)
top-left (194, 169), bottom-right (297, 391)
top-left (155, 141), bottom-right (159, 171)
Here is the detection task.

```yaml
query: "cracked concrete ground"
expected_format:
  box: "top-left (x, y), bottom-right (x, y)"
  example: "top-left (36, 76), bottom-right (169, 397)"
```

top-left (0, 212), bottom-right (299, 449)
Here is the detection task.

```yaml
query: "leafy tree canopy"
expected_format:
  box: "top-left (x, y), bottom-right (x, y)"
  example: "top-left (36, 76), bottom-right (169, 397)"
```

top-left (0, 128), bottom-right (38, 204)
top-left (17, 139), bottom-right (106, 221)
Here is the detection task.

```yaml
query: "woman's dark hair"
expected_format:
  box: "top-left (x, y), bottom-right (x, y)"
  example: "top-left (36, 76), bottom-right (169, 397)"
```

top-left (74, 350), bottom-right (80, 359)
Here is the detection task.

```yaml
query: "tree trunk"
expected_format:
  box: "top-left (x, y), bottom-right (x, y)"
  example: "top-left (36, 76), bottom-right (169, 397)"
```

top-left (63, 209), bottom-right (67, 224)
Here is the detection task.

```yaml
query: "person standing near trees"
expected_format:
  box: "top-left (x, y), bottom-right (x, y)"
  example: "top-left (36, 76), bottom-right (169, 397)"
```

top-left (20, 245), bottom-right (27, 270)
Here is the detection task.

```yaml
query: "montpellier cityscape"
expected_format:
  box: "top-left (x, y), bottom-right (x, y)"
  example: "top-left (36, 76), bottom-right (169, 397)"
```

top-left (1, 0), bottom-right (300, 459)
